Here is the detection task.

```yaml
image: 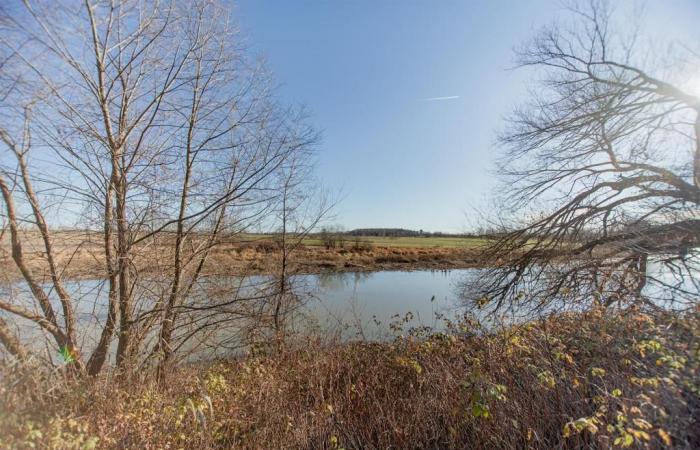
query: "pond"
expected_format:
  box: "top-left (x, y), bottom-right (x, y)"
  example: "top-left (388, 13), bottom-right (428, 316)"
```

top-left (0, 269), bottom-right (472, 363)
top-left (296, 269), bottom-right (468, 339)
top-left (2, 258), bottom-right (696, 364)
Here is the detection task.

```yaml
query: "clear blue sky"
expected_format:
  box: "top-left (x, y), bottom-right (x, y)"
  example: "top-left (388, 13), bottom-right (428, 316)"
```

top-left (235, 0), bottom-right (700, 233)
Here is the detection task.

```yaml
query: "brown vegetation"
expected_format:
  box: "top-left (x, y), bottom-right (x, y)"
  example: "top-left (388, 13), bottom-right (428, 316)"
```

top-left (1, 309), bottom-right (698, 449)
top-left (1, 3), bottom-right (697, 449)
top-left (0, 231), bottom-right (484, 283)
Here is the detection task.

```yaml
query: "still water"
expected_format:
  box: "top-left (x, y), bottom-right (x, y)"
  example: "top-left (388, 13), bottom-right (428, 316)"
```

top-left (0, 269), bottom-right (471, 362)
top-left (298, 269), bottom-right (466, 339)
top-left (3, 259), bottom-right (695, 362)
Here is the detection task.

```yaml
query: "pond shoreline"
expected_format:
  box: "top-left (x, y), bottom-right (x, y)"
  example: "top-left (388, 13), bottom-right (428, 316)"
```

top-left (1, 242), bottom-right (487, 282)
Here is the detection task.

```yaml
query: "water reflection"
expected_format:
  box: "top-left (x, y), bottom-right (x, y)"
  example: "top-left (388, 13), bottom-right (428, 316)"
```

top-left (315, 271), bottom-right (375, 291)
top-left (4, 262), bottom-right (695, 364)
top-left (303, 269), bottom-right (464, 341)
top-left (1, 269), bottom-right (469, 361)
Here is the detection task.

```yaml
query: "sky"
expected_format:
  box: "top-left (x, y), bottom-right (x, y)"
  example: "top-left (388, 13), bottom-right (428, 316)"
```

top-left (234, 0), bottom-right (700, 233)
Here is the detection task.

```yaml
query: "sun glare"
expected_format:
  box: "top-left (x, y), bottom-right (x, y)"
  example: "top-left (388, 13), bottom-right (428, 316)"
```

top-left (693, 78), bottom-right (700, 97)
top-left (686, 73), bottom-right (700, 97)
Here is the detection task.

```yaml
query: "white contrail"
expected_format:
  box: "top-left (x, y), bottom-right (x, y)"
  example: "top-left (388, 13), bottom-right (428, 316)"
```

top-left (423, 95), bottom-right (460, 101)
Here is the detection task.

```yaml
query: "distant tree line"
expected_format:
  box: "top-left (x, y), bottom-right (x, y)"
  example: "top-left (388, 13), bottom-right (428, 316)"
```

top-left (345, 228), bottom-right (471, 238)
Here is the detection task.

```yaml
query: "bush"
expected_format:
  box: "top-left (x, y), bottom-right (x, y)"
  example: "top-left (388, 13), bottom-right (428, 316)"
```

top-left (1, 309), bottom-right (698, 449)
top-left (350, 237), bottom-right (373, 252)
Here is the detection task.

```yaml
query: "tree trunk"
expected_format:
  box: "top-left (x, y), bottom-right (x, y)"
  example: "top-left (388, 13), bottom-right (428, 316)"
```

top-left (87, 181), bottom-right (119, 375)
top-left (115, 173), bottom-right (133, 369)
top-left (0, 317), bottom-right (28, 361)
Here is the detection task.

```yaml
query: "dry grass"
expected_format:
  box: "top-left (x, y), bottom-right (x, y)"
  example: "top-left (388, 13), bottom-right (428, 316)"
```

top-left (0, 231), bottom-right (484, 282)
top-left (1, 308), bottom-right (698, 449)
top-left (301, 235), bottom-right (489, 249)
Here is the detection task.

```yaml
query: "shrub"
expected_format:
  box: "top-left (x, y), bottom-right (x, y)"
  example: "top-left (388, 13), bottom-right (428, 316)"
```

top-left (1, 309), bottom-right (698, 449)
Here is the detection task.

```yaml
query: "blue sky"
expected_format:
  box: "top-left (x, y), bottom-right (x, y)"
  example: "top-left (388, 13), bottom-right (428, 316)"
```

top-left (235, 0), bottom-right (700, 233)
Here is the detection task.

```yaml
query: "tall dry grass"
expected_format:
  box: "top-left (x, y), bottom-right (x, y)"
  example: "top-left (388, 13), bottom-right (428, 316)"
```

top-left (1, 308), bottom-right (698, 449)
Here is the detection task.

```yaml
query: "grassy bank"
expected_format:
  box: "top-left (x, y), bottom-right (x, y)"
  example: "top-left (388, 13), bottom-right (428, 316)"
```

top-left (1, 309), bottom-right (698, 449)
top-left (292, 234), bottom-right (488, 249)
top-left (0, 231), bottom-right (487, 282)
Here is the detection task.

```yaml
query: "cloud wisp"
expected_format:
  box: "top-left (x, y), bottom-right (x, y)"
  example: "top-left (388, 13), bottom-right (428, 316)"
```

top-left (423, 95), bottom-right (460, 101)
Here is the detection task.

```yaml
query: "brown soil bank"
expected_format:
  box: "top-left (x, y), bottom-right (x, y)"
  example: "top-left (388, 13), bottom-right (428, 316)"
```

top-left (205, 243), bottom-right (484, 275)
top-left (0, 231), bottom-right (486, 282)
top-left (1, 309), bottom-right (697, 449)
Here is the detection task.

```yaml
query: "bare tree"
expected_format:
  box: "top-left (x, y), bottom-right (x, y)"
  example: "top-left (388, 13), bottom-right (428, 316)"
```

top-left (269, 138), bottom-right (334, 342)
top-left (463, 1), bottom-right (699, 316)
top-left (319, 225), bottom-right (346, 249)
top-left (0, 0), bottom-right (319, 376)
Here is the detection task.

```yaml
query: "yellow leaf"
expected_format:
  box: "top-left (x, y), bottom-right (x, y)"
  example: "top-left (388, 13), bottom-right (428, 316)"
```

top-left (562, 424), bottom-right (572, 438)
top-left (657, 429), bottom-right (672, 446)
top-left (632, 418), bottom-right (652, 430)
top-left (590, 367), bottom-right (606, 378)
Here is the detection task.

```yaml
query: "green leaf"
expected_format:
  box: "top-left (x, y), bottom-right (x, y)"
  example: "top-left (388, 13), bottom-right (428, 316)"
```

top-left (58, 345), bottom-right (75, 364)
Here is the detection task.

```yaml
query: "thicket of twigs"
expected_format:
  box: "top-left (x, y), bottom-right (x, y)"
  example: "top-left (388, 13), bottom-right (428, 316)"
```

top-left (1, 307), bottom-right (697, 449)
